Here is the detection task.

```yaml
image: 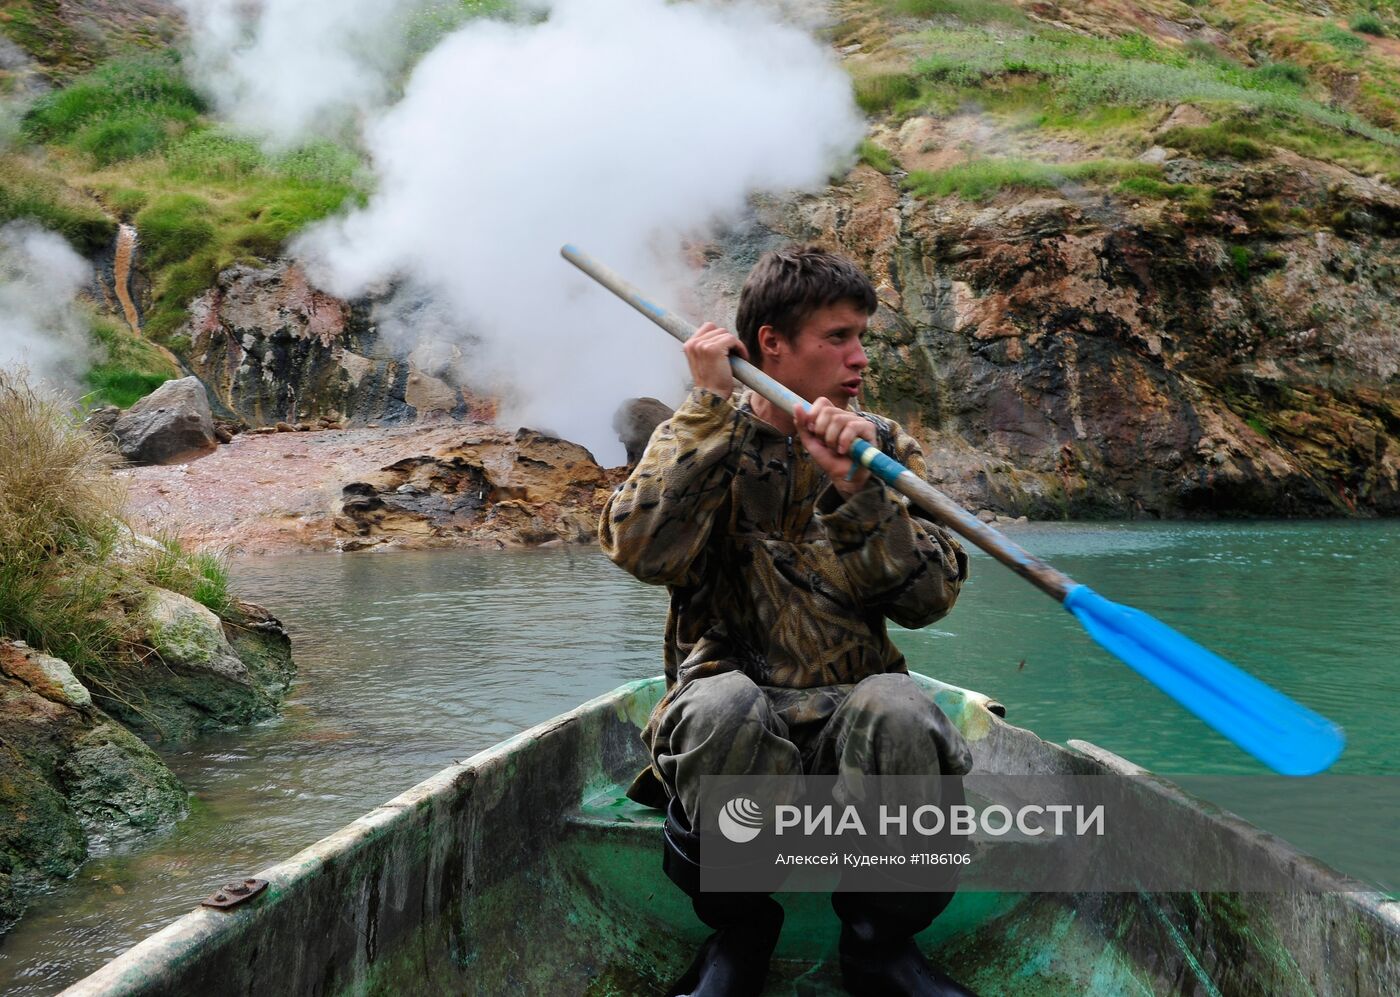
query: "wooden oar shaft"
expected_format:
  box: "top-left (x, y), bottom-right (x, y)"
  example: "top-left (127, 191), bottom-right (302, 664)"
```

top-left (892, 472), bottom-right (1074, 600)
top-left (561, 243), bottom-right (1076, 600)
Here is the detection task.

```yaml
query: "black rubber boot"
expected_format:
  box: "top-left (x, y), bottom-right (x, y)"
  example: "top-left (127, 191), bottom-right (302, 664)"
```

top-left (662, 798), bottom-right (784, 997)
top-left (834, 892), bottom-right (976, 997)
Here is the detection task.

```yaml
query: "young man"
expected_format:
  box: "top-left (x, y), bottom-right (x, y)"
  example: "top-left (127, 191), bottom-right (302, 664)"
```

top-left (600, 246), bottom-right (975, 997)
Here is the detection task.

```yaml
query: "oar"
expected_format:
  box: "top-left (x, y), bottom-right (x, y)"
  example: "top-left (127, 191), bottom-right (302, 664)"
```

top-left (561, 244), bottom-right (1345, 776)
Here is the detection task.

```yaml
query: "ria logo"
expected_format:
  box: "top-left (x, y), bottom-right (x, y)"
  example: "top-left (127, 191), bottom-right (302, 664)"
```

top-left (718, 797), bottom-right (765, 843)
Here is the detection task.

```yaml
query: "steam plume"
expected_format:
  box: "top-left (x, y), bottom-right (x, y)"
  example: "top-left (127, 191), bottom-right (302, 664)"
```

top-left (0, 222), bottom-right (94, 394)
top-left (291, 0), bottom-right (863, 461)
top-left (175, 0), bottom-right (436, 148)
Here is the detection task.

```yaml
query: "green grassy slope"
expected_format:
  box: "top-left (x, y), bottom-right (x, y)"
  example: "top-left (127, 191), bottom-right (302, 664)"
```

top-left (0, 4), bottom-right (373, 407)
top-left (0, 0), bottom-right (518, 408)
top-left (841, 0), bottom-right (1400, 202)
top-left (4, 64), bottom-right (362, 403)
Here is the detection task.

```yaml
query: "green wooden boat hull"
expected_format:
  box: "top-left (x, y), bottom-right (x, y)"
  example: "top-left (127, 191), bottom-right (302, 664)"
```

top-left (62, 676), bottom-right (1399, 996)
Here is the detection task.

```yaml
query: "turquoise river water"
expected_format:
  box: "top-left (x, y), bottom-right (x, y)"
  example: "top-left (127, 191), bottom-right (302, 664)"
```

top-left (1, 521), bottom-right (1397, 993)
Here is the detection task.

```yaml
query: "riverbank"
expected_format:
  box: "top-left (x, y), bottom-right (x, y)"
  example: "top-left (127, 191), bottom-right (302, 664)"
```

top-left (119, 421), bottom-right (626, 555)
top-left (0, 374), bottom-right (296, 940)
top-left (0, 601), bottom-right (292, 939)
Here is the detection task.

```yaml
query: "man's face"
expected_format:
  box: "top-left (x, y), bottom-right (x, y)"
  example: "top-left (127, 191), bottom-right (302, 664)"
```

top-left (762, 299), bottom-right (870, 409)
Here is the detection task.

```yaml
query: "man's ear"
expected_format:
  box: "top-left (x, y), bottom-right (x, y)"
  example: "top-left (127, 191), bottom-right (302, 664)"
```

top-left (757, 324), bottom-right (784, 364)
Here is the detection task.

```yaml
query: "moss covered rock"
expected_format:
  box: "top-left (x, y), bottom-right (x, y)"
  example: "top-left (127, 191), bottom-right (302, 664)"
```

top-left (222, 597), bottom-right (295, 699)
top-left (0, 644), bottom-right (92, 708)
top-left (61, 722), bottom-right (186, 842)
top-left (143, 586), bottom-right (249, 680)
top-left (92, 588), bottom-right (293, 743)
top-left (0, 640), bottom-right (187, 938)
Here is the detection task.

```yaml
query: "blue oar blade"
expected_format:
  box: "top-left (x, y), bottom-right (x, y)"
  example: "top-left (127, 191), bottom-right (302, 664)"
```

top-left (1063, 586), bottom-right (1345, 776)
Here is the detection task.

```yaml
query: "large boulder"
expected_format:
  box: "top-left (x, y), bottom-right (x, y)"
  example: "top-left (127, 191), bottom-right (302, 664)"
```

top-left (182, 262), bottom-right (493, 427)
top-left (0, 640), bottom-right (186, 937)
top-left (112, 376), bottom-right (217, 465)
top-left (612, 397), bottom-right (674, 466)
top-left (106, 589), bottom-right (292, 742)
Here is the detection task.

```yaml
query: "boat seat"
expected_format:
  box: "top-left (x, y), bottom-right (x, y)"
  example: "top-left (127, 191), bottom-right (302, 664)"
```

top-left (568, 784), bottom-right (667, 831)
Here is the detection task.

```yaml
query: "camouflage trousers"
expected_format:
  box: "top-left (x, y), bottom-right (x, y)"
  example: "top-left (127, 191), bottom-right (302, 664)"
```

top-left (652, 670), bottom-right (970, 829)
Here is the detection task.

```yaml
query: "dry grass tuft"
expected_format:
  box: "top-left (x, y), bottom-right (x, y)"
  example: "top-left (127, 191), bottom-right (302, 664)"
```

top-left (0, 367), bottom-right (126, 566)
top-left (0, 367), bottom-right (132, 682)
top-left (1, 369), bottom-right (238, 695)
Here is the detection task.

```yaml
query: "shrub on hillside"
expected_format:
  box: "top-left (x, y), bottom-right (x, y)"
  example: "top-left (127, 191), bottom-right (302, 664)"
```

top-left (1183, 39), bottom-right (1237, 67)
top-left (1159, 119), bottom-right (1271, 160)
top-left (1320, 24), bottom-right (1369, 53)
top-left (163, 131), bottom-right (268, 182)
top-left (1229, 245), bottom-right (1252, 278)
top-left (853, 71), bottom-right (921, 114)
top-left (140, 534), bottom-right (232, 615)
top-left (163, 131), bottom-right (361, 188)
top-left (83, 366), bottom-right (169, 410)
top-left (1350, 13), bottom-right (1386, 38)
top-left (21, 53), bottom-right (204, 165)
top-left (903, 24), bottom-right (1398, 148)
top-left (858, 139), bottom-right (898, 174)
top-left (0, 368), bottom-right (129, 683)
top-left (1160, 123), bottom-right (1268, 161)
top-left (1254, 61), bottom-right (1308, 89)
top-left (141, 252), bottom-right (220, 343)
top-left (0, 156), bottom-right (117, 254)
top-left (83, 317), bottom-right (177, 409)
top-left (72, 112), bottom-right (180, 168)
top-left (891, 0), bottom-right (1027, 25)
top-left (904, 157), bottom-right (1156, 201)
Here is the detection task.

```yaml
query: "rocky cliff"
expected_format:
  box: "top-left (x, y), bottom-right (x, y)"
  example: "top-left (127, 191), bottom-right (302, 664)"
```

top-left (146, 156), bottom-right (1400, 518)
top-left (692, 146), bottom-right (1400, 518)
top-left (184, 262), bottom-right (495, 428)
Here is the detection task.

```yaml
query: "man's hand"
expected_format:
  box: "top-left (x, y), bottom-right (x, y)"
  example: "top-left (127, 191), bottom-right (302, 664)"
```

top-left (795, 397), bottom-right (877, 499)
top-left (684, 323), bottom-right (749, 400)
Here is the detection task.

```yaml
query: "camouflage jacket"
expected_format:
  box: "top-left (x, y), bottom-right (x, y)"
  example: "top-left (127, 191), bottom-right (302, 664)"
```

top-left (600, 387), bottom-right (970, 803)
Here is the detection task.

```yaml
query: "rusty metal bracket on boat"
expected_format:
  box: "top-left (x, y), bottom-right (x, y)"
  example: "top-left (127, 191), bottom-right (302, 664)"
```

top-left (201, 878), bottom-right (268, 910)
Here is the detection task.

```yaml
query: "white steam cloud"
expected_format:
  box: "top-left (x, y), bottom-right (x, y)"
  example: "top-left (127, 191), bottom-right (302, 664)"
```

top-left (292, 0), bottom-right (863, 461)
top-left (0, 222), bottom-right (95, 394)
top-left (175, 0), bottom-right (435, 148)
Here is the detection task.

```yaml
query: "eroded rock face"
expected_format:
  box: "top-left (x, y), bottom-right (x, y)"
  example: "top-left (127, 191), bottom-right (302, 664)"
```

top-left (0, 640), bottom-right (186, 936)
top-left (184, 262), bottom-right (492, 428)
top-left (335, 427), bottom-right (624, 550)
top-left (692, 155), bottom-right (1400, 518)
top-left (112, 376), bottom-right (217, 466)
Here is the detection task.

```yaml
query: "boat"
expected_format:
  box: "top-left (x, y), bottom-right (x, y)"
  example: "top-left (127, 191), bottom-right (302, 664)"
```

top-left (63, 674), bottom-right (1399, 996)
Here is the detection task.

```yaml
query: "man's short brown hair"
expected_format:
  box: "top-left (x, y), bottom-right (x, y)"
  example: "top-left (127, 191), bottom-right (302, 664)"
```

top-left (735, 245), bottom-right (877, 367)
